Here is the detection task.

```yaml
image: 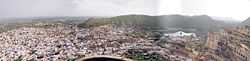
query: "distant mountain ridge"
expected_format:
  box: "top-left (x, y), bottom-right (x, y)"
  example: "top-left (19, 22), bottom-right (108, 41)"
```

top-left (211, 16), bottom-right (238, 21)
top-left (211, 16), bottom-right (241, 25)
top-left (240, 17), bottom-right (250, 26)
top-left (158, 15), bottom-right (226, 28)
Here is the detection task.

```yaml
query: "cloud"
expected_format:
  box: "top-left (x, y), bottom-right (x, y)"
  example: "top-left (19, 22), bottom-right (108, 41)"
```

top-left (0, 0), bottom-right (159, 18)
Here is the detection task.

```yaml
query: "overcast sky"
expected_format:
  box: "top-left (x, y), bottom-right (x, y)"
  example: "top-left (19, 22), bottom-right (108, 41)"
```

top-left (0, 0), bottom-right (159, 18)
top-left (0, 0), bottom-right (250, 20)
top-left (180, 0), bottom-right (250, 21)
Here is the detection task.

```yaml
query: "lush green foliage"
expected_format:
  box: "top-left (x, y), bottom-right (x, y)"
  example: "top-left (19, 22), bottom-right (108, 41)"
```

top-left (127, 52), bottom-right (158, 61)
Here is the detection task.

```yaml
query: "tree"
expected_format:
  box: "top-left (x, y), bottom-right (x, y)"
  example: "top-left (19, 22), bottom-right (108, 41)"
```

top-left (153, 32), bottom-right (162, 40)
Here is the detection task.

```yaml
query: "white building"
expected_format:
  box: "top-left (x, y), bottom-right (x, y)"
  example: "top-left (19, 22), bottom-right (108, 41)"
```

top-left (164, 31), bottom-right (196, 37)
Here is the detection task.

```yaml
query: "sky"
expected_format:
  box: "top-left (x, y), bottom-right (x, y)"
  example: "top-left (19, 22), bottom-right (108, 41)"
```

top-left (0, 0), bottom-right (159, 18)
top-left (180, 0), bottom-right (250, 21)
top-left (0, 0), bottom-right (250, 21)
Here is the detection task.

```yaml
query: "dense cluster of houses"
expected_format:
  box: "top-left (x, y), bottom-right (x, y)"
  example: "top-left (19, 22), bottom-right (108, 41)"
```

top-left (0, 23), bottom-right (206, 61)
top-left (0, 25), bottom-right (172, 61)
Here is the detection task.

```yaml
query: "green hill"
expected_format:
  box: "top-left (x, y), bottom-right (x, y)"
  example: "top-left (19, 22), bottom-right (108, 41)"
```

top-left (83, 15), bottom-right (158, 27)
top-left (82, 14), bottom-right (227, 35)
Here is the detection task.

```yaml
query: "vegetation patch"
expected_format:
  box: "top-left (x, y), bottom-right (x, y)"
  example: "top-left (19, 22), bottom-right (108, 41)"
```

top-left (127, 52), bottom-right (159, 61)
top-left (184, 41), bottom-right (204, 51)
top-left (242, 40), bottom-right (250, 48)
